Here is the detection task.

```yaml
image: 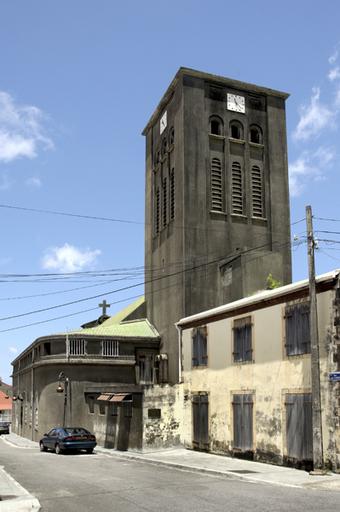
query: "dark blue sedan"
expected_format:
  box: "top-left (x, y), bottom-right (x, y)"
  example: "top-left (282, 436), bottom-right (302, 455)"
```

top-left (39, 427), bottom-right (97, 454)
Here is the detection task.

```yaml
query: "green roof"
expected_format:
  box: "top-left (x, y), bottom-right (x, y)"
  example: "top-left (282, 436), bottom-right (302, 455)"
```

top-left (104, 296), bottom-right (145, 325)
top-left (68, 318), bottom-right (159, 339)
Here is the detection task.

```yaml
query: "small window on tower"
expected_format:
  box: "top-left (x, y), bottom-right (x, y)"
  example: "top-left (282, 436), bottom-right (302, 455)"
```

top-left (169, 127), bottom-right (175, 146)
top-left (209, 116), bottom-right (223, 136)
top-left (161, 137), bottom-right (167, 157)
top-left (249, 125), bottom-right (262, 144)
top-left (230, 121), bottom-right (243, 140)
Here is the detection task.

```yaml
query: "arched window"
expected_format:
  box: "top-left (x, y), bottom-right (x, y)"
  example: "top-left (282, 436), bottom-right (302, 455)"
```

top-left (169, 127), bottom-right (175, 146)
top-left (209, 116), bottom-right (223, 136)
top-left (230, 120), bottom-right (244, 140)
top-left (249, 125), bottom-right (262, 144)
top-left (161, 137), bottom-right (167, 157)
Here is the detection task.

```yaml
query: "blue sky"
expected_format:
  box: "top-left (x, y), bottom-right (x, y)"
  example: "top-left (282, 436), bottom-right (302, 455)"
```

top-left (0, 0), bottom-right (340, 382)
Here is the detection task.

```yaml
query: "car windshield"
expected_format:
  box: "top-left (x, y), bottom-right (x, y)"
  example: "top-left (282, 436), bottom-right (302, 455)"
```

top-left (63, 428), bottom-right (90, 435)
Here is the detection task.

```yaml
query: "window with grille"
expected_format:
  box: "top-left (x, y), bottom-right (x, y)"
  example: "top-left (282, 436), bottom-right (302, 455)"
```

top-left (231, 161), bottom-right (244, 215)
top-left (155, 187), bottom-right (160, 235)
top-left (233, 317), bottom-right (252, 363)
top-left (192, 326), bottom-right (208, 367)
top-left (170, 169), bottom-right (175, 220)
top-left (285, 302), bottom-right (310, 356)
top-left (251, 165), bottom-right (264, 218)
top-left (162, 177), bottom-right (167, 227)
top-left (211, 157), bottom-right (224, 212)
top-left (69, 339), bottom-right (86, 356)
top-left (102, 340), bottom-right (119, 357)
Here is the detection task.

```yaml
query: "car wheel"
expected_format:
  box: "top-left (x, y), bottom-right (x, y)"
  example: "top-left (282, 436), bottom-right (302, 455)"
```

top-left (86, 448), bottom-right (93, 454)
top-left (55, 443), bottom-right (63, 455)
top-left (39, 442), bottom-right (46, 452)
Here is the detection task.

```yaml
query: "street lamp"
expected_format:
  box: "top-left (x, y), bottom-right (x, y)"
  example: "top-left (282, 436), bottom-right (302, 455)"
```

top-left (56, 372), bottom-right (70, 427)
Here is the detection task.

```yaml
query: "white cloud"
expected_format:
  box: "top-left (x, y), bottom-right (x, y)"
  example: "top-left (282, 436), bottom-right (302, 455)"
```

top-left (329, 48), bottom-right (339, 65)
top-left (8, 346), bottom-right (18, 354)
top-left (328, 67), bottom-right (340, 81)
top-left (26, 176), bottom-right (42, 188)
top-left (293, 88), bottom-right (335, 141)
top-left (42, 243), bottom-right (101, 273)
top-left (289, 146), bottom-right (336, 196)
top-left (0, 91), bottom-right (53, 163)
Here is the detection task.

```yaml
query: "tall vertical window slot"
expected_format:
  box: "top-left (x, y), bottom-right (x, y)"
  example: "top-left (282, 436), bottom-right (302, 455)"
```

top-left (211, 157), bottom-right (223, 212)
top-left (170, 169), bottom-right (175, 220)
top-left (251, 165), bottom-right (264, 218)
top-left (155, 187), bottom-right (160, 235)
top-left (231, 161), bottom-right (244, 215)
top-left (162, 178), bottom-right (167, 227)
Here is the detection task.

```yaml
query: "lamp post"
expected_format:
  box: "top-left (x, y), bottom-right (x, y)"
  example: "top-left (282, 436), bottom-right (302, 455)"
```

top-left (56, 372), bottom-right (70, 427)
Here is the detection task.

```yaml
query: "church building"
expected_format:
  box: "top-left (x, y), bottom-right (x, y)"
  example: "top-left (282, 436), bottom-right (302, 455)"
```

top-left (144, 67), bottom-right (292, 383)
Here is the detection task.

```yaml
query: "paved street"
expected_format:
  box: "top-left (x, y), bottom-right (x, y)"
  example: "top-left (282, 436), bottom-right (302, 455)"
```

top-left (1, 438), bottom-right (340, 511)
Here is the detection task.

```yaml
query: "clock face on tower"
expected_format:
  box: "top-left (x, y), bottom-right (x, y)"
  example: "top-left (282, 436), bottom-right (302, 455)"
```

top-left (227, 93), bottom-right (245, 114)
top-left (160, 111), bottom-right (167, 134)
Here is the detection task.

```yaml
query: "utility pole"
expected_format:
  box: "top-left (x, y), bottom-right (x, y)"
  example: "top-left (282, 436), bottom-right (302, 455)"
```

top-left (306, 205), bottom-right (324, 470)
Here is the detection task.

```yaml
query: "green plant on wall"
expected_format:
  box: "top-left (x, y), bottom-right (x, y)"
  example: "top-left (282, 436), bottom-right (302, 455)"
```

top-left (266, 273), bottom-right (282, 290)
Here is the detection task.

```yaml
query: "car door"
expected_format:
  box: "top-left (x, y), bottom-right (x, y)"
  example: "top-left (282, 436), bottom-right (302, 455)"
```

top-left (45, 429), bottom-right (58, 449)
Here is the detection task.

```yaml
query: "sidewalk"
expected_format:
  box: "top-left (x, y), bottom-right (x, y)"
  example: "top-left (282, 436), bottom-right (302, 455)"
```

top-left (3, 432), bottom-right (340, 493)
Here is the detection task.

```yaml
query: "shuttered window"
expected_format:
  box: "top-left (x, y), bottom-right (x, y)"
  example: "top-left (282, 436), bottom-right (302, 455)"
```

top-left (233, 317), bottom-right (252, 363)
top-left (232, 394), bottom-right (253, 451)
top-left (192, 394), bottom-right (209, 450)
top-left (285, 393), bottom-right (312, 461)
top-left (231, 161), bottom-right (244, 215)
top-left (170, 169), bottom-right (175, 220)
top-left (211, 157), bottom-right (224, 212)
top-left (155, 187), bottom-right (160, 235)
top-left (251, 165), bottom-right (264, 218)
top-left (162, 178), bottom-right (167, 227)
top-left (285, 302), bottom-right (310, 356)
top-left (192, 326), bottom-right (208, 367)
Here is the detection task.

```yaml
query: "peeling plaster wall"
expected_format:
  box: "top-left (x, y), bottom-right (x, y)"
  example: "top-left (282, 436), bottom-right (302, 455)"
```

top-left (182, 290), bottom-right (340, 468)
top-left (142, 385), bottom-right (184, 449)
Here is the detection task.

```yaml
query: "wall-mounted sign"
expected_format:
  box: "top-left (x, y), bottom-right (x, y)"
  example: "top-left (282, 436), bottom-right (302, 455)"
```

top-left (329, 372), bottom-right (340, 382)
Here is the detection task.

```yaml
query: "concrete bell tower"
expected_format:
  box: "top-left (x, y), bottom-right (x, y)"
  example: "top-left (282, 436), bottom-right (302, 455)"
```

top-left (143, 68), bottom-right (292, 383)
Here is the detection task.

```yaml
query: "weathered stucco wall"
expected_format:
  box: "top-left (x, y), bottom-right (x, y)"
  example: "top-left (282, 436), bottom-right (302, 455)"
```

top-left (143, 385), bottom-right (183, 449)
top-left (181, 289), bottom-right (339, 468)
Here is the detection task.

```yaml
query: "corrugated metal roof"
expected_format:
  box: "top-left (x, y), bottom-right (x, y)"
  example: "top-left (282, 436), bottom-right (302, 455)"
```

top-left (67, 318), bottom-right (159, 339)
top-left (103, 296), bottom-right (145, 325)
top-left (177, 269), bottom-right (340, 328)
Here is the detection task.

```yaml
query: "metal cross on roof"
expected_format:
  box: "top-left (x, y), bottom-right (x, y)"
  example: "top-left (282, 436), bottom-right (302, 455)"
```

top-left (99, 299), bottom-right (111, 316)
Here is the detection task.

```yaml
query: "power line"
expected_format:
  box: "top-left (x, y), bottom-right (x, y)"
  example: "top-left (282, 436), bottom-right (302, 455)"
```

top-left (0, 239), bottom-right (290, 323)
top-left (314, 216), bottom-right (340, 223)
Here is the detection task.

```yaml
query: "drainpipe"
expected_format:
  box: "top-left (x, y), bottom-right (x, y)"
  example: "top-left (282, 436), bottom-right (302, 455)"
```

top-left (175, 324), bottom-right (183, 384)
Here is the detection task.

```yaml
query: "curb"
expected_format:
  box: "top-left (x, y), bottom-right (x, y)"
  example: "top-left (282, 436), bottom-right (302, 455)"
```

top-left (0, 465), bottom-right (40, 512)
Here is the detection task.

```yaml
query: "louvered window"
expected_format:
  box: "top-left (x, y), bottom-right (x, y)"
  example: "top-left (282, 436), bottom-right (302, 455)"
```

top-left (155, 187), bottom-right (160, 235)
top-left (285, 302), bottom-right (310, 356)
top-left (233, 317), bottom-right (252, 363)
top-left (170, 169), bottom-right (175, 220)
top-left (251, 165), bottom-right (264, 218)
top-left (211, 157), bottom-right (223, 212)
top-left (192, 326), bottom-right (208, 367)
top-left (162, 178), bottom-right (167, 227)
top-left (231, 161), bottom-right (244, 215)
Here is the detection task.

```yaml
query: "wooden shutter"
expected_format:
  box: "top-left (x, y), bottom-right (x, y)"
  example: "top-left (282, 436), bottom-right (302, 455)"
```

top-left (162, 177), bottom-right (167, 227)
top-left (170, 169), bottom-right (175, 220)
top-left (233, 394), bottom-right (253, 451)
top-left (231, 162), bottom-right (243, 215)
top-left (285, 393), bottom-right (312, 461)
